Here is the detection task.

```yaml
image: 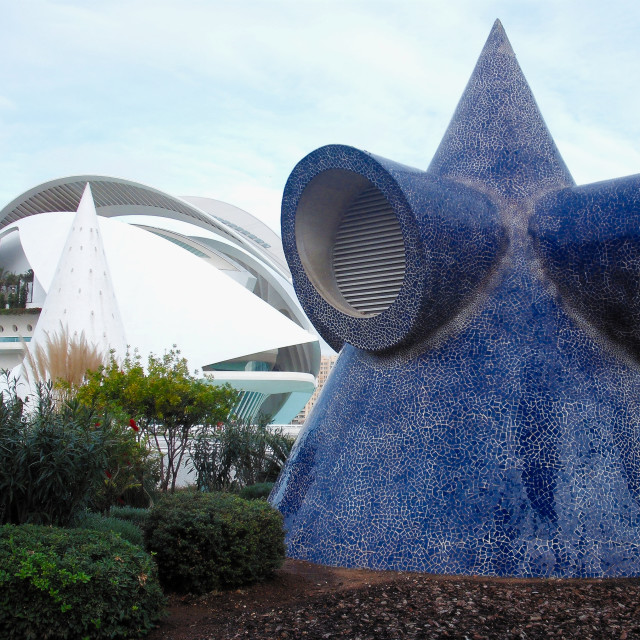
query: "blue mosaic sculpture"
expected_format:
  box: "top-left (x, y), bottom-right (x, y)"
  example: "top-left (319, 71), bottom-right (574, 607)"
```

top-left (270, 20), bottom-right (640, 577)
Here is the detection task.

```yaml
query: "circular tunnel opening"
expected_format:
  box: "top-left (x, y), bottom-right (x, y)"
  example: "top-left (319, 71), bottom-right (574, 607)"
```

top-left (295, 170), bottom-right (406, 318)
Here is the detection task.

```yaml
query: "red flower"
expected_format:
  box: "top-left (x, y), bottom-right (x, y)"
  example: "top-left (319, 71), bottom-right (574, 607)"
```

top-left (129, 418), bottom-right (139, 432)
top-left (95, 421), bottom-right (101, 427)
top-left (105, 470), bottom-right (112, 479)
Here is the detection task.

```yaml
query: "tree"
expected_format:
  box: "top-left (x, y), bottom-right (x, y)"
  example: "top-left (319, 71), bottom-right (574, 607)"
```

top-left (76, 346), bottom-right (238, 492)
top-left (18, 283), bottom-right (27, 307)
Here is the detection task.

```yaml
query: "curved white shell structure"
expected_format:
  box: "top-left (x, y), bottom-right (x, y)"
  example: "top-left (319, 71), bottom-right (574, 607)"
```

top-left (0, 176), bottom-right (320, 423)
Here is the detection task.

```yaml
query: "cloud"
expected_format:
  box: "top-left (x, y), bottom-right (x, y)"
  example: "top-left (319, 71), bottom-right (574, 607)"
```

top-left (1, 0), bottom-right (640, 230)
top-left (0, 96), bottom-right (16, 111)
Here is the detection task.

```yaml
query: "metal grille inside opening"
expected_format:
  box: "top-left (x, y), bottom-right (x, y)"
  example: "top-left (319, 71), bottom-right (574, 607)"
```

top-left (332, 186), bottom-right (406, 316)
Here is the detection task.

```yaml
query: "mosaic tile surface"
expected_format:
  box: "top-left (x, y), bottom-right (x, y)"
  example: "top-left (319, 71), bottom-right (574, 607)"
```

top-left (270, 20), bottom-right (640, 577)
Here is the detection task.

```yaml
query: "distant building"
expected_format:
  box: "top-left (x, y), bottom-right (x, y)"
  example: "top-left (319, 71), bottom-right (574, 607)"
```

top-left (292, 354), bottom-right (338, 424)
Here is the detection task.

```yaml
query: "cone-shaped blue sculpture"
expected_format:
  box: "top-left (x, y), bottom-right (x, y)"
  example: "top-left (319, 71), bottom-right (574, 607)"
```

top-left (272, 20), bottom-right (640, 577)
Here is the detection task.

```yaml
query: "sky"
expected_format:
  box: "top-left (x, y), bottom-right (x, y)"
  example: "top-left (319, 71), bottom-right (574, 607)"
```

top-left (1, 0), bottom-right (640, 233)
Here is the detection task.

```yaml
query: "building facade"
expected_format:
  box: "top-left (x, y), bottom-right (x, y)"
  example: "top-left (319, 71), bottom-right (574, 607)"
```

top-left (0, 176), bottom-right (320, 424)
top-left (292, 354), bottom-right (337, 424)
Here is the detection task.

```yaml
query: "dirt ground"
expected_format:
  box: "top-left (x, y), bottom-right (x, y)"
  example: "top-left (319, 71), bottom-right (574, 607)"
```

top-left (147, 559), bottom-right (640, 639)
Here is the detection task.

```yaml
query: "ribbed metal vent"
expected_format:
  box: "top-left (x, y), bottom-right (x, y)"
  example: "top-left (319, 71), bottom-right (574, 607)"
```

top-left (333, 186), bottom-right (405, 316)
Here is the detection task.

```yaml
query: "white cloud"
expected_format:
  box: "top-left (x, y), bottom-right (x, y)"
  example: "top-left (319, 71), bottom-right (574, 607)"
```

top-left (0, 96), bottom-right (15, 111)
top-left (1, 0), bottom-right (640, 231)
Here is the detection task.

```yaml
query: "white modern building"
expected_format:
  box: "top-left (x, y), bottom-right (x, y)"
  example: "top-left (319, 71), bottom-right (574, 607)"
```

top-left (0, 176), bottom-right (320, 423)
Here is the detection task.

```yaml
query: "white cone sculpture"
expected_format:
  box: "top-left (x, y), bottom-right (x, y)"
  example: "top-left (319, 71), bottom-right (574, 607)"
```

top-left (24, 184), bottom-right (126, 384)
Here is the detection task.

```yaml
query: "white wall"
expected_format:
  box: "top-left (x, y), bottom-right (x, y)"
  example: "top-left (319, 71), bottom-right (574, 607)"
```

top-left (0, 312), bottom-right (38, 370)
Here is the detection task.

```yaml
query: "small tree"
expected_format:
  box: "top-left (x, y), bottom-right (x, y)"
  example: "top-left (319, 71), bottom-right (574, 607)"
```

top-left (18, 283), bottom-right (27, 307)
top-left (76, 346), bottom-right (238, 492)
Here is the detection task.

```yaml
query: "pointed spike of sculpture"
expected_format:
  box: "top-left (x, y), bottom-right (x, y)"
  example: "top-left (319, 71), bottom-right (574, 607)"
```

top-left (428, 19), bottom-right (574, 198)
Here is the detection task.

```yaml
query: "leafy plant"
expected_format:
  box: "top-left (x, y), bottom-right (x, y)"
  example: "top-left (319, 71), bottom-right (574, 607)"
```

top-left (0, 307), bottom-right (40, 316)
top-left (73, 512), bottom-right (145, 547)
top-left (0, 373), bottom-right (155, 525)
top-left (0, 379), bottom-right (109, 526)
top-left (189, 418), bottom-right (295, 492)
top-left (144, 491), bottom-right (285, 594)
top-left (76, 347), bottom-right (238, 492)
top-left (239, 482), bottom-right (274, 500)
top-left (0, 524), bottom-right (165, 639)
top-left (89, 414), bottom-right (160, 513)
top-left (108, 506), bottom-right (150, 529)
top-left (0, 269), bottom-right (33, 309)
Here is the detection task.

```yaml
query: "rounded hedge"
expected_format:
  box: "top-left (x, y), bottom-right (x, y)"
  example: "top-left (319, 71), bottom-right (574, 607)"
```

top-left (144, 492), bottom-right (285, 594)
top-left (0, 524), bottom-right (165, 640)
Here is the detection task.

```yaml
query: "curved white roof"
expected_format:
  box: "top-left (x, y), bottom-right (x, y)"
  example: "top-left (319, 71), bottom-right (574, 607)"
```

top-left (0, 175), bottom-right (290, 279)
top-left (180, 196), bottom-right (288, 274)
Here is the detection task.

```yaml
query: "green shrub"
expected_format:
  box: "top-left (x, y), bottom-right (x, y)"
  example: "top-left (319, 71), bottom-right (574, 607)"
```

top-left (144, 492), bottom-right (285, 594)
top-left (73, 512), bottom-right (145, 547)
top-left (239, 482), bottom-right (274, 500)
top-left (189, 419), bottom-right (295, 492)
top-left (0, 380), bottom-right (109, 526)
top-left (108, 505), bottom-right (149, 529)
top-left (0, 524), bottom-right (165, 640)
top-left (0, 375), bottom-right (158, 524)
top-left (87, 415), bottom-right (160, 514)
top-left (76, 347), bottom-right (238, 493)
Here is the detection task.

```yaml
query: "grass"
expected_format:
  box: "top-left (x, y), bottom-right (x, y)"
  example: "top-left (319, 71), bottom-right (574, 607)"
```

top-left (23, 322), bottom-right (106, 388)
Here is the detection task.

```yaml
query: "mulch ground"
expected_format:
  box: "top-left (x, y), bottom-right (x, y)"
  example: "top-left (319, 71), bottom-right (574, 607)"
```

top-left (147, 559), bottom-right (640, 639)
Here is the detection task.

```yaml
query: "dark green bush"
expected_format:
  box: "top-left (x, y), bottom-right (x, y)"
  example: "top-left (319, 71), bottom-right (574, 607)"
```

top-left (0, 306), bottom-right (41, 316)
top-left (0, 375), bottom-right (158, 524)
top-left (144, 492), bottom-right (285, 594)
top-left (86, 414), bottom-right (160, 514)
top-left (73, 512), bottom-right (145, 547)
top-left (239, 482), bottom-right (274, 500)
top-left (0, 524), bottom-right (165, 640)
top-left (0, 380), bottom-right (109, 526)
top-left (108, 505), bottom-right (149, 529)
